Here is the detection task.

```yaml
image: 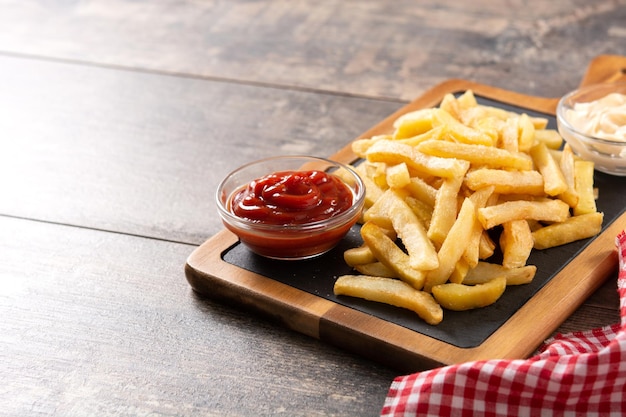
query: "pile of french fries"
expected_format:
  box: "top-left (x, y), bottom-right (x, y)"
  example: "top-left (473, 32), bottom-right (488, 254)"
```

top-left (334, 90), bottom-right (603, 325)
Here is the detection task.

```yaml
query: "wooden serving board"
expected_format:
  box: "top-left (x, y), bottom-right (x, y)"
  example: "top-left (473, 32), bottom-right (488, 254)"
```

top-left (186, 55), bottom-right (626, 372)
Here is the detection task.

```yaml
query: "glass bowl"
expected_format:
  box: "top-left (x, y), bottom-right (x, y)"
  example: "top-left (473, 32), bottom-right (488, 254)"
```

top-left (556, 82), bottom-right (626, 176)
top-left (216, 155), bottom-right (365, 260)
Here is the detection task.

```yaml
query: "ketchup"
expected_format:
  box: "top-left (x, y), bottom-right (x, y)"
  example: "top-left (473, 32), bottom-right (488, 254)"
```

top-left (230, 170), bottom-right (354, 225)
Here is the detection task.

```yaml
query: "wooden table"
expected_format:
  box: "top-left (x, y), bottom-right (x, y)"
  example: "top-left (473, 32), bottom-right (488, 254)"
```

top-left (1, 2), bottom-right (625, 416)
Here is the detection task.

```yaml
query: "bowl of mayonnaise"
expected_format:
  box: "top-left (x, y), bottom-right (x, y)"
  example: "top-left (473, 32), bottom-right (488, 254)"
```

top-left (556, 81), bottom-right (626, 176)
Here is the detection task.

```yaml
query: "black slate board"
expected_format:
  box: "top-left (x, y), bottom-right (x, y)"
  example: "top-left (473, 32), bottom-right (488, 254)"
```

top-left (222, 95), bottom-right (626, 348)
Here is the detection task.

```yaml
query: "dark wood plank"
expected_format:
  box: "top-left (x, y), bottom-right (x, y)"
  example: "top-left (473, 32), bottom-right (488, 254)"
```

top-left (0, 0), bottom-right (624, 100)
top-left (0, 216), bottom-right (397, 416)
top-left (1, 2), bottom-right (624, 414)
top-left (0, 55), bottom-right (402, 244)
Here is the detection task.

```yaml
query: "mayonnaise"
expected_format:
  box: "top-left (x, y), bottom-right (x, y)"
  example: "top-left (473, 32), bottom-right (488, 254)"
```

top-left (565, 92), bottom-right (626, 142)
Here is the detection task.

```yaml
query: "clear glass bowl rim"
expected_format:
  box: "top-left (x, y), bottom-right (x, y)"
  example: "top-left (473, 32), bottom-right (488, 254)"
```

top-left (556, 81), bottom-right (626, 147)
top-left (215, 155), bottom-right (366, 233)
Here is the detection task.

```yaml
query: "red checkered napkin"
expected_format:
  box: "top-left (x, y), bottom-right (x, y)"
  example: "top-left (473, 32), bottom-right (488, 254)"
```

top-left (381, 231), bottom-right (626, 417)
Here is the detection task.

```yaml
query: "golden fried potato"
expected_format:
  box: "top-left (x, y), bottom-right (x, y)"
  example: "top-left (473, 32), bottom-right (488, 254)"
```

top-left (424, 198), bottom-right (476, 292)
top-left (535, 129), bottom-right (564, 149)
top-left (386, 162), bottom-right (411, 189)
top-left (573, 160), bottom-right (597, 216)
top-left (392, 108), bottom-right (435, 139)
top-left (463, 262), bottom-right (536, 286)
top-left (360, 221), bottom-right (425, 290)
top-left (366, 140), bottom-right (470, 179)
top-left (427, 174), bottom-right (466, 245)
top-left (499, 220), bottom-right (534, 269)
top-left (532, 212), bottom-right (604, 250)
top-left (517, 113), bottom-right (536, 152)
top-left (431, 276), bottom-right (507, 311)
top-left (354, 262), bottom-right (397, 278)
top-left (529, 141), bottom-right (568, 197)
top-left (463, 185), bottom-right (495, 268)
top-left (417, 139), bottom-right (533, 171)
top-left (465, 168), bottom-right (544, 195)
top-left (557, 144), bottom-right (579, 208)
top-left (334, 275), bottom-right (443, 325)
top-left (344, 245), bottom-right (376, 267)
top-left (385, 191), bottom-right (439, 271)
top-left (477, 198), bottom-right (570, 230)
top-left (404, 176), bottom-right (437, 207)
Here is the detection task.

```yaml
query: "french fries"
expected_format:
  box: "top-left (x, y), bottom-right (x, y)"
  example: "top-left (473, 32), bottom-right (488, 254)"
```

top-left (432, 276), bottom-right (507, 311)
top-left (500, 220), bottom-right (534, 269)
top-left (477, 199), bottom-right (570, 230)
top-left (333, 89), bottom-right (604, 325)
top-left (360, 221), bottom-right (426, 290)
top-left (334, 275), bottom-right (443, 325)
top-left (424, 198), bottom-right (476, 292)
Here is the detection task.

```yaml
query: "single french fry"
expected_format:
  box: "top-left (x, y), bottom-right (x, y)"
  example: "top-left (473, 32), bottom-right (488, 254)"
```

top-left (362, 191), bottom-right (394, 229)
top-left (463, 262), bottom-right (536, 286)
top-left (431, 276), bottom-right (507, 311)
top-left (529, 115), bottom-right (549, 130)
top-left (344, 245), bottom-right (377, 267)
top-left (530, 141), bottom-right (568, 196)
top-left (517, 113), bottom-right (535, 152)
top-left (360, 222), bottom-right (425, 290)
top-left (427, 174), bottom-right (465, 245)
top-left (535, 129), bottom-right (564, 149)
top-left (404, 196), bottom-right (433, 229)
top-left (532, 212), bottom-right (604, 250)
top-left (478, 231), bottom-right (496, 260)
top-left (386, 162), bottom-right (411, 188)
top-left (385, 190), bottom-right (439, 271)
top-left (334, 275), bottom-right (443, 325)
top-left (573, 160), bottom-right (597, 216)
top-left (500, 220), bottom-right (534, 268)
top-left (477, 198), bottom-right (570, 230)
top-left (392, 108), bottom-right (435, 139)
top-left (404, 176), bottom-right (438, 207)
top-left (354, 262), bottom-right (397, 278)
top-left (424, 198), bottom-right (476, 292)
top-left (558, 144), bottom-right (579, 208)
top-left (465, 168), bottom-right (545, 195)
top-left (366, 140), bottom-right (470, 179)
top-left (417, 139), bottom-right (533, 171)
top-left (463, 185), bottom-right (495, 268)
top-left (449, 257), bottom-right (471, 284)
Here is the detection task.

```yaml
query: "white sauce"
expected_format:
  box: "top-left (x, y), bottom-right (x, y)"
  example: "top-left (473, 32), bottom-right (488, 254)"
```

top-left (565, 93), bottom-right (626, 142)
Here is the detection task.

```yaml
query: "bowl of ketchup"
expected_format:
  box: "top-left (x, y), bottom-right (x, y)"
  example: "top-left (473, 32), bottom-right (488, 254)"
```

top-left (216, 156), bottom-right (365, 260)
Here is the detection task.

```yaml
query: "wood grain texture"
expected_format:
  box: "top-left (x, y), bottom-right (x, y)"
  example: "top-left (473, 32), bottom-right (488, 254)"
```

top-left (0, 0), bottom-right (624, 100)
top-left (0, 216), bottom-right (396, 417)
top-left (0, 55), bottom-right (401, 244)
top-left (1, 1), bottom-right (624, 415)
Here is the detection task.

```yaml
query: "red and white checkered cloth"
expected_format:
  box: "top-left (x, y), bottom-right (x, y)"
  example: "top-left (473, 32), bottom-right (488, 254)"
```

top-left (381, 231), bottom-right (626, 416)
